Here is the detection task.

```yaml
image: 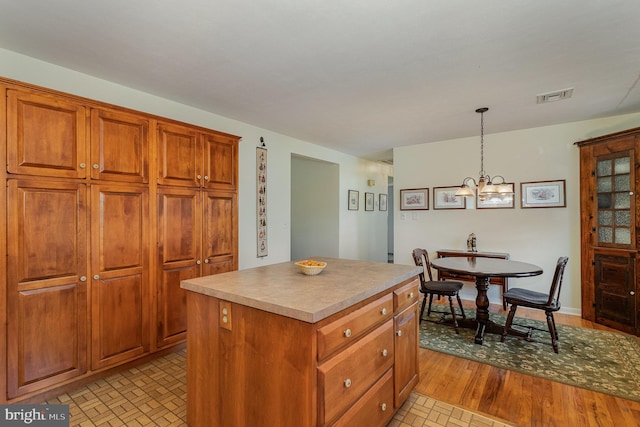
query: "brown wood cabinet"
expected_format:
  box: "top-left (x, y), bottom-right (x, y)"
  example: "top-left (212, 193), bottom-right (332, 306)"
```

top-left (6, 179), bottom-right (88, 398)
top-left (577, 128), bottom-right (640, 335)
top-left (185, 273), bottom-right (420, 427)
top-left (1, 77), bottom-right (239, 402)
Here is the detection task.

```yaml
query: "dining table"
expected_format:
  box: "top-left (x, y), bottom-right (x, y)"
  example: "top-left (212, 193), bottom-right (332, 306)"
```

top-left (430, 256), bottom-right (543, 344)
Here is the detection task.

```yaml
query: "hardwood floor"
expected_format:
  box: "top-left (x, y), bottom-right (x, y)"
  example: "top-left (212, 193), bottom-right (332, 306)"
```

top-left (414, 299), bottom-right (640, 426)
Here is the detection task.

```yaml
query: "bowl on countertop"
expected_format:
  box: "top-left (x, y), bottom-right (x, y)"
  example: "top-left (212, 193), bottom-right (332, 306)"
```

top-left (295, 260), bottom-right (327, 276)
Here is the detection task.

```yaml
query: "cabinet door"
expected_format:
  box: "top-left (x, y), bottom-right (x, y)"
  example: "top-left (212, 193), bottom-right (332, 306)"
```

top-left (394, 303), bottom-right (419, 407)
top-left (91, 184), bottom-right (149, 369)
top-left (202, 191), bottom-right (238, 275)
top-left (202, 132), bottom-right (238, 190)
top-left (157, 123), bottom-right (201, 187)
top-left (593, 148), bottom-right (635, 248)
top-left (594, 253), bottom-right (637, 334)
top-left (7, 90), bottom-right (87, 178)
top-left (6, 179), bottom-right (88, 398)
top-left (157, 187), bottom-right (202, 347)
top-left (90, 108), bottom-right (149, 183)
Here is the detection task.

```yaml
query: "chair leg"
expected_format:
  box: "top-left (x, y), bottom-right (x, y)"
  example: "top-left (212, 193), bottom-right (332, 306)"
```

top-left (448, 296), bottom-right (460, 334)
top-left (455, 293), bottom-right (466, 319)
top-left (501, 304), bottom-right (518, 342)
top-left (546, 312), bottom-right (559, 353)
top-left (427, 293), bottom-right (435, 316)
top-left (419, 295), bottom-right (427, 322)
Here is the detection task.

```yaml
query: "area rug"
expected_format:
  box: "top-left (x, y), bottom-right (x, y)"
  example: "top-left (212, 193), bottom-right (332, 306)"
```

top-left (419, 306), bottom-right (640, 403)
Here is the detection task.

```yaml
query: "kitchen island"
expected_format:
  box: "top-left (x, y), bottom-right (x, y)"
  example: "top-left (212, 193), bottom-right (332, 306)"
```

top-left (181, 257), bottom-right (422, 427)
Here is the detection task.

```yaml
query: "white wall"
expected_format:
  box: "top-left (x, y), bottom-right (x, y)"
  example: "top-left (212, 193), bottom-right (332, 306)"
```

top-left (291, 155), bottom-right (340, 260)
top-left (0, 48), bottom-right (392, 269)
top-left (394, 112), bottom-right (640, 314)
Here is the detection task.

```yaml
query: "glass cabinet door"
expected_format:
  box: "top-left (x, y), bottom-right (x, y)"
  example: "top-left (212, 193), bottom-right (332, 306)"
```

top-left (596, 151), bottom-right (634, 246)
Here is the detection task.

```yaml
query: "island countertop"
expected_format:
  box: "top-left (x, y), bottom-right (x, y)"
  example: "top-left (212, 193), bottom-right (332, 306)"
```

top-left (180, 257), bottom-right (422, 323)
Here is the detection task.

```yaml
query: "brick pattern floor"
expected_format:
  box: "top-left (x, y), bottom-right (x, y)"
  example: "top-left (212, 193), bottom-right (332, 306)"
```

top-left (46, 349), bottom-right (511, 427)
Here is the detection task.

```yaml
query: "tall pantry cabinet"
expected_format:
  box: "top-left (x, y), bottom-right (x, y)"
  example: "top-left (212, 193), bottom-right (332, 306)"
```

top-left (0, 77), bottom-right (239, 402)
top-left (577, 127), bottom-right (640, 336)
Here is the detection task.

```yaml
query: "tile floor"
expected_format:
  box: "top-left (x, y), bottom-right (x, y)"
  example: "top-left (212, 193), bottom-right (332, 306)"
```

top-left (46, 349), bottom-right (512, 427)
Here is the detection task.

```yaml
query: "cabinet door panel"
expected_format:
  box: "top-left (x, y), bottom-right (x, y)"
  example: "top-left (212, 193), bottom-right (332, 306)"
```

top-left (394, 303), bottom-right (419, 407)
top-left (6, 179), bottom-right (87, 398)
top-left (594, 253), bottom-right (636, 333)
top-left (158, 265), bottom-right (199, 347)
top-left (91, 108), bottom-right (149, 182)
top-left (203, 191), bottom-right (237, 272)
top-left (7, 90), bottom-right (86, 178)
top-left (203, 132), bottom-right (237, 190)
top-left (91, 184), bottom-right (149, 369)
top-left (158, 123), bottom-right (201, 187)
top-left (157, 187), bottom-right (202, 347)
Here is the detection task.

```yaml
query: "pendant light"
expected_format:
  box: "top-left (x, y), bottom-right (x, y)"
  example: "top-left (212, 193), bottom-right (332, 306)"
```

top-left (455, 108), bottom-right (513, 201)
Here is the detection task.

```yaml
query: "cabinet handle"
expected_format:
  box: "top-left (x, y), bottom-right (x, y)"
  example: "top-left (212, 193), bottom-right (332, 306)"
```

top-left (381, 349), bottom-right (388, 357)
top-left (93, 164), bottom-right (99, 169)
top-left (204, 175), bottom-right (209, 181)
top-left (380, 308), bottom-right (387, 315)
top-left (409, 292), bottom-right (415, 299)
top-left (197, 175), bottom-right (202, 180)
top-left (631, 291), bottom-right (636, 296)
top-left (93, 275), bottom-right (100, 280)
top-left (396, 330), bottom-right (402, 337)
top-left (196, 260), bottom-right (201, 265)
top-left (79, 163), bottom-right (86, 169)
top-left (204, 259), bottom-right (210, 264)
top-left (380, 403), bottom-right (387, 411)
top-left (344, 378), bottom-right (351, 388)
top-left (80, 276), bottom-right (87, 282)
top-left (344, 328), bottom-right (352, 338)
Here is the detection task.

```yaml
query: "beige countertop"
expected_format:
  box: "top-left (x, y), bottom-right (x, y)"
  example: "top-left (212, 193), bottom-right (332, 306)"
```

top-left (181, 257), bottom-right (422, 323)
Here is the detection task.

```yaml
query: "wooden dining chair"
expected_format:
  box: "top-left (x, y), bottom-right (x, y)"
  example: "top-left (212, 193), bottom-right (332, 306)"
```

top-left (500, 257), bottom-right (569, 353)
top-left (412, 248), bottom-right (466, 333)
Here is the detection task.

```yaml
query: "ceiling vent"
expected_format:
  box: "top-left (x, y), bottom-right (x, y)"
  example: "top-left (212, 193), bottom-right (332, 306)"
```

top-left (536, 88), bottom-right (574, 104)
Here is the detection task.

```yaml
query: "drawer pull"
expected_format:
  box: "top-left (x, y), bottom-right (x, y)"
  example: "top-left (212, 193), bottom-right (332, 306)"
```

top-left (381, 349), bottom-right (388, 357)
top-left (380, 403), bottom-right (387, 411)
top-left (344, 378), bottom-right (352, 388)
top-left (396, 330), bottom-right (402, 337)
top-left (344, 328), bottom-right (352, 338)
top-left (409, 292), bottom-right (415, 299)
top-left (380, 308), bottom-right (387, 316)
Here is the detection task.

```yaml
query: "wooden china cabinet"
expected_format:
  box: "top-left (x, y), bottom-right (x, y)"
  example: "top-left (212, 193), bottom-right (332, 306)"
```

top-left (0, 77), bottom-right (239, 402)
top-left (577, 127), bottom-right (640, 335)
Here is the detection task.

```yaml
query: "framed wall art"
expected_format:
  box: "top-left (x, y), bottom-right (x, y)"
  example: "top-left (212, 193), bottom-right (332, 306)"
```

top-left (476, 183), bottom-right (515, 209)
top-left (256, 145), bottom-right (268, 257)
top-left (400, 188), bottom-right (429, 210)
top-left (521, 180), bottom-right (566, 208)
top-left (365, 192), bottom-right (374, 211)
top-left (348, 190), bottom-right (359, 210)
top-left (433, 186), bottom-right (466, 210)
top-left (379, 193), bottom-right (388, 211)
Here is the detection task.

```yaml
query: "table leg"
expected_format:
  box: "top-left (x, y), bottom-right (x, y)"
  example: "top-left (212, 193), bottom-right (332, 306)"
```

top-left (474, 275), bottom-right (491, 344)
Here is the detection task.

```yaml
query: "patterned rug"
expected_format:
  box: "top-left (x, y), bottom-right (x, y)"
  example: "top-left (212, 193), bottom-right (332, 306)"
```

top-left (419, 306), bottom-right (640, 403)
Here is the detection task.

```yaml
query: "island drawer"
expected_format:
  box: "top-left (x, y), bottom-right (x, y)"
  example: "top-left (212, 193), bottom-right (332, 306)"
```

top-left (332, 368), bottom-right (394, 427)
top-left (317, 293), bottom-right (393, 360)
top-left (317, 319), bottom-right (394, 426)
top-left (394, 278), bottom-right (420, 312)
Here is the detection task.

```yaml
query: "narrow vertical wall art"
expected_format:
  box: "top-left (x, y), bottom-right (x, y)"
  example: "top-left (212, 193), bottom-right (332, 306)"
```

top-left (257, 141), bottom-right (268, 257)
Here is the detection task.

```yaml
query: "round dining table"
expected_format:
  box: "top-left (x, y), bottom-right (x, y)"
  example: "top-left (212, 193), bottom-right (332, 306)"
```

top-left (430, 256), bottom-right (543, 344)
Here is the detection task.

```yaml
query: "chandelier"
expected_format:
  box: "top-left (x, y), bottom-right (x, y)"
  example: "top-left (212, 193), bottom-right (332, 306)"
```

top-left (455, 107), bottom-right (513, 201)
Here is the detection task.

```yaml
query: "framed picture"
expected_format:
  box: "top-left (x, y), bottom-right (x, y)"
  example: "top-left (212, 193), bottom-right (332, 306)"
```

top-left (348, 190), bottom-right (359, 210)
top-left (379, 193), bottom-right (388, 211)
top-left (365, 192), bottom-right (374, 211)
top-left (521, 180), bottom-right (566, 208)
top-left (433, 186), bottom-right (466, 210)
top-left (477, 183), bottom-right (515, 209)
top-left (400, 188), bottom-right (429, 210)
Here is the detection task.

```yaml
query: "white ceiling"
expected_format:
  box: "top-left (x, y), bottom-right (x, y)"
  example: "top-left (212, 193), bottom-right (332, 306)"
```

top-left (2, 1), bottom-right (640, 161)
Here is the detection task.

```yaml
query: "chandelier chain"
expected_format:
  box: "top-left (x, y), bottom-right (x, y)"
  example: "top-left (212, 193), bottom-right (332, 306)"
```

top-left (479, 109), bottom-right (485, 177)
